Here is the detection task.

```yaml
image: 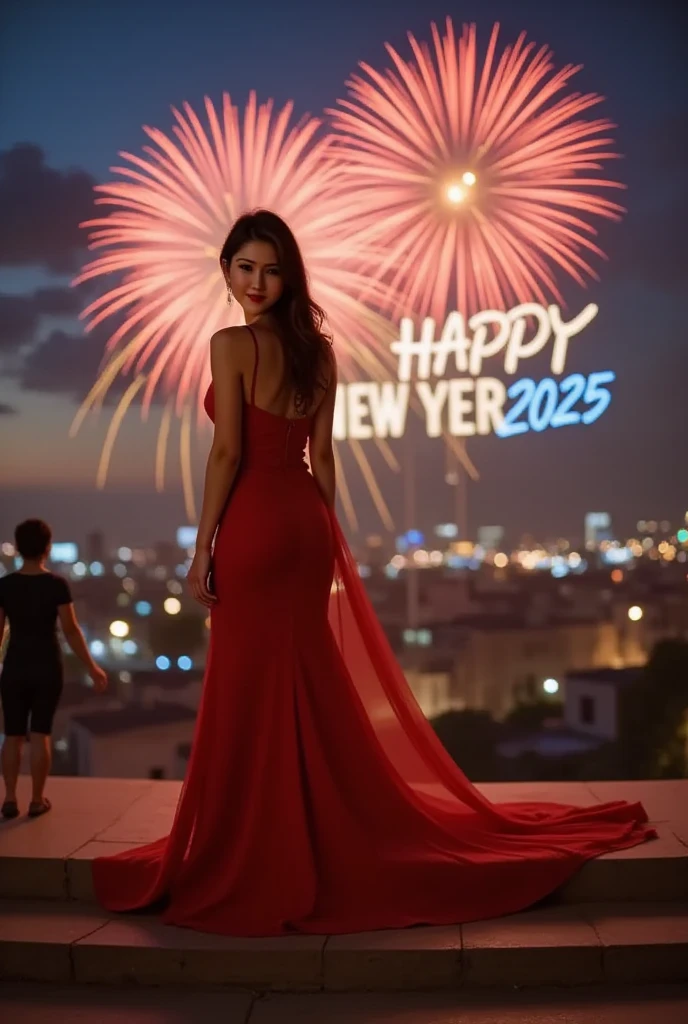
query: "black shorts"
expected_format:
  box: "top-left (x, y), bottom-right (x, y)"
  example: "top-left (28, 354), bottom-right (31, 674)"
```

top-left (1, 668), bottom-right (63, 737)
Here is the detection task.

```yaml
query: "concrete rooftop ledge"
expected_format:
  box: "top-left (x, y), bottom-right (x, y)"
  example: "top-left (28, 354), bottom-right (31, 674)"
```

top-left (0, 777), bottom-right (686, 905)
top-left (0, 778), bottom-right (687, 992)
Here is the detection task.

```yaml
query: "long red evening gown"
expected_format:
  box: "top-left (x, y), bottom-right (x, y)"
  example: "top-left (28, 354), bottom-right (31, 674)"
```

top-left (92, 328), bottom-right (656, 937)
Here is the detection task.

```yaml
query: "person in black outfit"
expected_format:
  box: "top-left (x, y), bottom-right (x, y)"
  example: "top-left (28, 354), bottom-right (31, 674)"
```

top-left (0, 519), bottom-right (108, 819)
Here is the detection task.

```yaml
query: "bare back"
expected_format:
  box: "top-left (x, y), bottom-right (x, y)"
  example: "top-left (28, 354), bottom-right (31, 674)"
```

top-left (242, 323), bottom-right (331, 421)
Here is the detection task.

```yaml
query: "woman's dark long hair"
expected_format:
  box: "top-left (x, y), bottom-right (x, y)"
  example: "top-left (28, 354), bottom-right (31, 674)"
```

top-left (220, 210), bottom-right (332, 416)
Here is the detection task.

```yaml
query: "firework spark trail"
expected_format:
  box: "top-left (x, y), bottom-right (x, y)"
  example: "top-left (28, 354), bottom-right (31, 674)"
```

top-left (328, 19), bottom-right (625, 322)
top-left (72, 92), bottom-right (399, 524)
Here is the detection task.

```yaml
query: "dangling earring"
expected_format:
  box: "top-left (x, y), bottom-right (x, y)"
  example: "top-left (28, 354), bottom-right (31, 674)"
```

top-left (226, 286), bottom-right (233, 306)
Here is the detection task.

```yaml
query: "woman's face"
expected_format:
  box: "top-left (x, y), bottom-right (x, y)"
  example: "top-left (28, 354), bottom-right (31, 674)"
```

top-left (224, 240), bottom-right (284, 319)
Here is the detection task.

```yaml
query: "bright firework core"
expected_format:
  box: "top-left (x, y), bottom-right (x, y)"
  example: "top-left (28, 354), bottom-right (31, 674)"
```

top-left (446, 184), bottom-right (466, 205)
top-left (445, 172), bottom-right (477, 206)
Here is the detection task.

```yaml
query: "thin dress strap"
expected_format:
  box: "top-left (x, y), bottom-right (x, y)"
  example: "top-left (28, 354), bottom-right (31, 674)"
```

top-left (245, 325), bottom-right (259, 405)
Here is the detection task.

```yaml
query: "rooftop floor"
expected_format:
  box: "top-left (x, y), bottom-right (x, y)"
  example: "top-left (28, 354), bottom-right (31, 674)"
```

top-left (2, 776), bottom-right (686, 905)
top-left (1, 777), bottom-right (687, 1002)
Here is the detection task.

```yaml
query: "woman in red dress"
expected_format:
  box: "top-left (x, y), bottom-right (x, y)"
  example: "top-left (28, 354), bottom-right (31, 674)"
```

top-left (92, 210), bottom-right (655, 936)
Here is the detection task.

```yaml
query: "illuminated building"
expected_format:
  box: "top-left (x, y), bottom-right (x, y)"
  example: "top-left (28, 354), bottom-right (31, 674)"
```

top-left (584, 512), bottom-right (613, 551)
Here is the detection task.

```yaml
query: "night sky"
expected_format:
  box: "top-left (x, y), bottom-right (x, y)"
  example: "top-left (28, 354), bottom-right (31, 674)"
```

top-left (0, 0), bottom-right (685, 547)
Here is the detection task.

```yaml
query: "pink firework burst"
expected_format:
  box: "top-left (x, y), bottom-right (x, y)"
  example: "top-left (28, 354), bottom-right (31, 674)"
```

top-left (71, 92), bottom-right (401, 527)
top-left (328, 19), bottom-right (626, 320)
top-left (75, 91), bottom-right (395, 423)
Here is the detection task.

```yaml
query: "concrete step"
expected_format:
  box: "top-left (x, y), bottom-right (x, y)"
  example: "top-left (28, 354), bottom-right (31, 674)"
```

top-left (1, 899), bottom-right (687, 991)
top-left (1, 777), bottom-right (687, 906)
top-left (1, 983), bottom-right (688, 1024)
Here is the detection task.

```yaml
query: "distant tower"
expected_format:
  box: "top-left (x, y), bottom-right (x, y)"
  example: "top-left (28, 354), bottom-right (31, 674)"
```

top-left (478, 525), bottom-right (505, 551)
top-left (584, 512), bottom-right (612, 551)
top-left (445, 445), bottom-right (468, 541)
top-left (85, 530), bottom-right (106, 564)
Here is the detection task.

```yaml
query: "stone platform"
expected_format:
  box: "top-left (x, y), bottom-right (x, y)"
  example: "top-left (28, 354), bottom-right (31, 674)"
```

top-left (1, 777), bottom-right (687, 993)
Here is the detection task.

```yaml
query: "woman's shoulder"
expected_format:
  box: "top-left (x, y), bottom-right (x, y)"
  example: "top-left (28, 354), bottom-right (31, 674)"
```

top-left (210, 325), bottom-right (254, 350)
top-left (209, 326), bottom-right (255, 376)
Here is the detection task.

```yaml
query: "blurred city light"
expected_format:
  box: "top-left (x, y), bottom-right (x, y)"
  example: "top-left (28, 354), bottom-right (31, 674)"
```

top-left (176, 526), bottom-right (198, 548)
top-left (50, 542), bottom-right (78, 564)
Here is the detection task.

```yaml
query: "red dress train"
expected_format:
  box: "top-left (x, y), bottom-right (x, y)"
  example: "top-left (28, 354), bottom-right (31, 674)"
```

top-left (92, 335), bottom-right (655, 936)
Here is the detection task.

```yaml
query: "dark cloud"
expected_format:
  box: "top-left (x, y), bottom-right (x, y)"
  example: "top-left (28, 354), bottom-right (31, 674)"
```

top-left (34, 287), bottom-right (85, 316)
top-left (0, 144), bottom-right (97, 274)
top-left (0, 287), bottom-right (85, 352)
top-left (18, 326), bottom-right (111, 399)
top-left (0, 284), bottom-right (163, 408)
top-left (0, 403), bottom-right (17, 415)
top-left (0, 295), bottom-right (38, 351)
top-left (17, 325), bottom-right (163, 407)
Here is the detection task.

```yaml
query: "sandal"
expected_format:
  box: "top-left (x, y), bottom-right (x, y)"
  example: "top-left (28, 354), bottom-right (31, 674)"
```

top-left (28, 798), bottom-right (52, 818)
top-left (1, 800), bottom-right (19, 820)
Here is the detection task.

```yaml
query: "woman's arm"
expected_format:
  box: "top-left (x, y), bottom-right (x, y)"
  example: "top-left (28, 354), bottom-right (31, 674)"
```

top-left (195, 328), bottom-right (246, 552)
top-left (309, 349), bottom-right (338, 507)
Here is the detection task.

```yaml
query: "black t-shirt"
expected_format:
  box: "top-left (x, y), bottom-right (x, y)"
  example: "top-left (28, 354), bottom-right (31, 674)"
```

top-left (0, 571), bottom-right (73, 672)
